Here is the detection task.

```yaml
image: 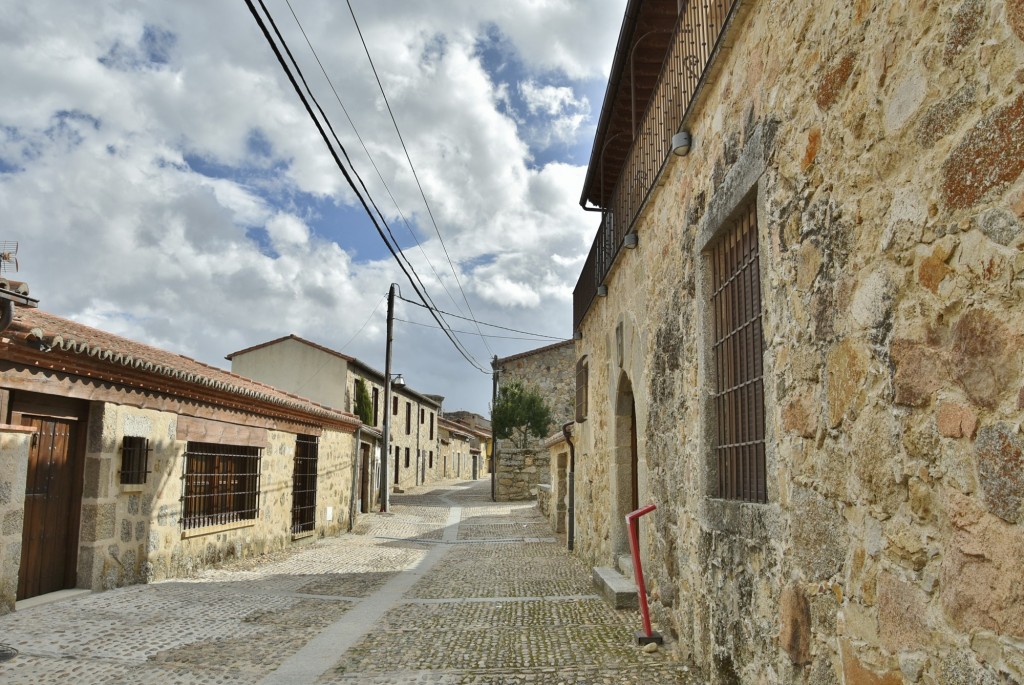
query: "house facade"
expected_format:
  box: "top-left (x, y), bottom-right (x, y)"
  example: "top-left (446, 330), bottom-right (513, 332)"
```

top-left (572, 1), bottom-right (1024, 683)
top-left (0, 309), bottom-right (362, 613)
top-left (492, 340), bottom-right (575, 501)
top-left (227, 335), bottom-right (444, 495)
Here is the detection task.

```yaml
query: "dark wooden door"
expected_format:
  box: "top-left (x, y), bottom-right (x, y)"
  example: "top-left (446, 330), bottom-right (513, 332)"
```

top-left (18, 415), bottom-right (78, 600)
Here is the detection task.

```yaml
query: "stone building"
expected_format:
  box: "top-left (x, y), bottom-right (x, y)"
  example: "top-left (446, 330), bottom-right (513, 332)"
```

top-left (444, 410), bottom-right (493, 481)
top-left (571, 0), bottom-right (1024, 683)
top-left (437, 417), bottom-right (474, 480)
top-left (492, 340), bottom-right (574, 501)
top-left (0, 309), bottom-right (361, 612)
top-left (227, 335), bottom-right (444, 495)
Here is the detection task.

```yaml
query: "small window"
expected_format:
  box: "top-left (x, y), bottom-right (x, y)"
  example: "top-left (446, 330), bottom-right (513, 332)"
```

top-left (429, 412), bottom-right (435, 440)
top-left (429, 450), bottom-right (434, 468)
top-left (393, 396), bottom-right (399, 414)
top-left (709, 200), bottom-right (766, 503)
top-left (575, 356), bottom-right (588, 423)
top-left (404, 447), bottom-right (410, 468)
top-left (405, 402), bottom-right (411, 435)
top-left (372, 387), bottom-right (380, 426)
top-left (394, 445), bottom-right (401, 483)
top-left (120, 436), bottom-right (150, 485)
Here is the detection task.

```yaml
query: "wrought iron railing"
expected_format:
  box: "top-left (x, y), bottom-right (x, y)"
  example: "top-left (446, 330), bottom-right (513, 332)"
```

top-left (574, 0), bottom-right (738, 332)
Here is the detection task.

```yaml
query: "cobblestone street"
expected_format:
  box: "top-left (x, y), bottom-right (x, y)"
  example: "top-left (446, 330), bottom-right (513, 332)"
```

top-left (0, 479), bottom-right (696, 684)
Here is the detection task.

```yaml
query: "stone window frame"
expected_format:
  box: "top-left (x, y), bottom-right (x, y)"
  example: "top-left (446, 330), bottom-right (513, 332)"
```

top-left (694, 122), bottom-right (781, 536)
top-left (575, 355), bottom-right (589, 423)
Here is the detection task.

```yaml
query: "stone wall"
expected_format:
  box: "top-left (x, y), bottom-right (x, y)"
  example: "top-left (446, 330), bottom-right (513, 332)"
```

top-left (80, 403), bottom-right (357, 589)
top-left (0, 426), bottom-right (32, 614)
top-left (495, 341), bottom-right (575, 501)
top-left (539, 435), bottom-right (569, 535)
top-left (574, 1), bottom-right (1024, 683)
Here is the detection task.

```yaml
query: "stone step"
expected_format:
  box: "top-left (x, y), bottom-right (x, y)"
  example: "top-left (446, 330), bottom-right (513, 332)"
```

top-left (592, 566), bottom-right (638, 609)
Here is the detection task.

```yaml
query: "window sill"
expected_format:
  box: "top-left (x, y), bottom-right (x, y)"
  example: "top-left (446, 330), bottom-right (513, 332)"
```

top-left (181, 519), bottom-right (256, 539)
top-left (291, 530), bottom-right (316, 541)
top-left (119, 483), bottom-right (146, 493)
top-left (702, 497), bottom-right (780, 541)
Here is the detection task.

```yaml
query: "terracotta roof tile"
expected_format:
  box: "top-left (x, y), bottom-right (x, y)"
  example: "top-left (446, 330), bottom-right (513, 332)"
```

top-left (6, 308), bottom-right (358, 427)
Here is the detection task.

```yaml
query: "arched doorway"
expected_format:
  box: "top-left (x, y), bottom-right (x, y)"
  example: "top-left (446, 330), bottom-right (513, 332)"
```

top-left (611, 372), bottom-right (639, 559)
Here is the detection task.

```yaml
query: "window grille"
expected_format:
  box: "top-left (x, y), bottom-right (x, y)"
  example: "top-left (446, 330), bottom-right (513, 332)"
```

top-left (710, 201), bottom-right (766, 502)
top-left (181, 442), bottom-right (262, 530)
top-left (291, 435), bottom-right (318, 535)
top-left (120, 436), bottom-right (151, 485)
top-left (575, 356), bottom-right (589, 422)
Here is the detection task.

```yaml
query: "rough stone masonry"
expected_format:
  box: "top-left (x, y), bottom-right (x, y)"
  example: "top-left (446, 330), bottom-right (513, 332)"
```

top-left (571, 1), bottom-right (1024, 684)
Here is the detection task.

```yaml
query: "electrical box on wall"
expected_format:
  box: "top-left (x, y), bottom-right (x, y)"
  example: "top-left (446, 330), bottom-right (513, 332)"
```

top-left (326, 506), bottom-right (334, 522)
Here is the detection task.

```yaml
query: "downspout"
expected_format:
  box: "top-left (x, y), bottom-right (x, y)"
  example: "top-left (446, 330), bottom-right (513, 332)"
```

top-left (562, 421), bottom-right (576, 552)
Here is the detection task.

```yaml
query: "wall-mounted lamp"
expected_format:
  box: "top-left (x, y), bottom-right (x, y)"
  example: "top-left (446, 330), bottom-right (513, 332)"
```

top-left (624, 233), bottom-right (639, 249)
top-left (671, 131), bottom-right (692, 157)
top-left (597, 285), bottom-right (608, 297)
top-left (390, 373), bottom-right (406, 388)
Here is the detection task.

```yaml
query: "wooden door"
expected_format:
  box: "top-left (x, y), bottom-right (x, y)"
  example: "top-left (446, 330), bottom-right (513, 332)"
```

top-left (18, 416), bottom-right (78, 600)
top-left (359, 443), bottom-right (370, 513)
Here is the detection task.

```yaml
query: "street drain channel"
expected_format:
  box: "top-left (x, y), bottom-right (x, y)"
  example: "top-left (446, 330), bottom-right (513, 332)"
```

top-left (0, 644), bottom-right (18, 662)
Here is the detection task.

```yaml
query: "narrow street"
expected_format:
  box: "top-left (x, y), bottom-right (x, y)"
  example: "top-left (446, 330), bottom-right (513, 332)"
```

top-left (0, 479), bottom-right (695, 684)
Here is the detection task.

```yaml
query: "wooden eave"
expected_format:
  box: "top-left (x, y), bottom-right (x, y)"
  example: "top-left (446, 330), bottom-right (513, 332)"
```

top-left (580, 0), bottom-right (679, 209)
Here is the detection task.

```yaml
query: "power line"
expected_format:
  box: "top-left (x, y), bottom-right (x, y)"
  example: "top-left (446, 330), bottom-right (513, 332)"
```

top-left (345, 0), bottom-right (495, 357)
top-left (284, 0), bottom-right (467, 318)
top-left (395, 317), bottom-right (561, 342)
top-left (339, 292), bottom-right (387, 352)
top-left (397, 295), bottom-right (564, 340)
top-left (244, 0), bottom-right (490, 374)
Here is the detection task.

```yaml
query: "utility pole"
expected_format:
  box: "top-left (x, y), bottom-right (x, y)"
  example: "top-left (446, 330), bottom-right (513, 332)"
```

top-left (380, 283), bottom-right (397, 512)
top-left (491, 354), bottom-right (499, 502)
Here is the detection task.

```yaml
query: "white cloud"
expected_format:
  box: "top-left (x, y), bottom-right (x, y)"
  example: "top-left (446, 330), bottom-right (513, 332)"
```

top-left (0, 0), bottom-right (623, 412)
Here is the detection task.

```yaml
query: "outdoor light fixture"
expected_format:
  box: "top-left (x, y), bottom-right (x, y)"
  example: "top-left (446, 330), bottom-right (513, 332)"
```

top-left (624, 233), bottom-right (639, 249)
top-left (597, 285), bottom-right (608, 297)
top-left (671, 131), bottom-right (692, 156)
top-left (391, 373), bottom-right (406, 388)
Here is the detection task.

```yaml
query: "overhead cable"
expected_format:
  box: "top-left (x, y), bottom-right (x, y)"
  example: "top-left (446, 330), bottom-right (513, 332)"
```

top-left (244, 0), bottom-right (489, 374)
top-left (397, 295), bottom-right (564, 340)
top-left (345, 0), bottom-right (495, 357)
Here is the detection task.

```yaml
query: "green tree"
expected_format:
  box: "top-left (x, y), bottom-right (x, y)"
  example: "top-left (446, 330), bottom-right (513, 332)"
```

top-left (491, 379), bottom-right (553, 449)
top-left (353, 378), bottom-right (373, 425)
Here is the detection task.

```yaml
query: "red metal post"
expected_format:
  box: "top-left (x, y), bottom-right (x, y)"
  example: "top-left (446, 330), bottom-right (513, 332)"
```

top-left (626, 504), bottom-right (661, 644)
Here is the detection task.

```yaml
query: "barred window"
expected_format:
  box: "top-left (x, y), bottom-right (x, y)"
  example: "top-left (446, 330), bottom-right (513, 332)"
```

top-left (710, 200), bottom-right (766, 503)
top-left (182, 442), bottom-right (262, 530)
top-left (291, 435), bottom-right (318, 535)
top-left (120, 436), bottom-right (150, 485)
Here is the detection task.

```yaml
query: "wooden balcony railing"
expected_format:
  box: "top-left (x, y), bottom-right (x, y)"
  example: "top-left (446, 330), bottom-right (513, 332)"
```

top-left (574, 0), bottom-right (738, 333)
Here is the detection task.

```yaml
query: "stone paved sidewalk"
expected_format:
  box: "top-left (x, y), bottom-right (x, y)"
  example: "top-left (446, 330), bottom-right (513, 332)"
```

top-left (0, 479), bottom-right (697, 684)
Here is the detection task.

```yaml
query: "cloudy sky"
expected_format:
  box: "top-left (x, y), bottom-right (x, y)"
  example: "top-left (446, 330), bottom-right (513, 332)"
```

top-left (0, 0), bottom-right (624, 415)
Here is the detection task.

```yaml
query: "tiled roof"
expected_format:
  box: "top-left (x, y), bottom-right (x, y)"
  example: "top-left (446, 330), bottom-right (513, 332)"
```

top-left (4, 308), bottom-right (359, 428)
top-left (225, 333), bottom-right (355, 363)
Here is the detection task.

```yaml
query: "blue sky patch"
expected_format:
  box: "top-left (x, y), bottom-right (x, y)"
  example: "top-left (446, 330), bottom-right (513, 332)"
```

top-left (99, 24), bottom-right (177, 71)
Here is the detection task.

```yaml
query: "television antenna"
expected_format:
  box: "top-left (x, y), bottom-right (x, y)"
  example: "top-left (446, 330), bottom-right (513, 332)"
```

top-left (0, 242), bottom-right (18, 274)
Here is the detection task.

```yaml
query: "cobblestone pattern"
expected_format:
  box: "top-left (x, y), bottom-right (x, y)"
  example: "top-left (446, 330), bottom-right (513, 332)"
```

top-left (0, 479), bottom-right (697, 685)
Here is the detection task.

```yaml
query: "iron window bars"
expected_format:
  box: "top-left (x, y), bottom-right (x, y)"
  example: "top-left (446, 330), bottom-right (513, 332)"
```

top-left (710, 201), bottom-right (766, 503)
top-left (181, 442), bottom-right (262, 530)
top-left (119, 436), bottom-right (151, 485)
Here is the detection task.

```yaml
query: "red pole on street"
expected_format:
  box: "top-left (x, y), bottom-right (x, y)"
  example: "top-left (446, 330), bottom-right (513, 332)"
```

top-left (626, 504), bottom-right (662, 645)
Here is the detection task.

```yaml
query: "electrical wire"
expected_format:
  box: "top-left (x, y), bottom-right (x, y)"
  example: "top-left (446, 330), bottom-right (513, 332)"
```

top-left (397, 295), bottom-right (564, 340)
top-left (339, 292), bottom-right (387, 351)
top-left (245, 0), bottom-right (490, 374)
top-left (394, 317), bottom-right (562, 342)
top-left (284, 0), bottom-right (467, 317)
top-left (345, 0), bottom-right (496, 357)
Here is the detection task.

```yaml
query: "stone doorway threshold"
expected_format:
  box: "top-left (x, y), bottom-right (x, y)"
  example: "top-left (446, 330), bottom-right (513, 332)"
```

top-left (15, 588), bottom-right (91, 612)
